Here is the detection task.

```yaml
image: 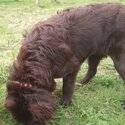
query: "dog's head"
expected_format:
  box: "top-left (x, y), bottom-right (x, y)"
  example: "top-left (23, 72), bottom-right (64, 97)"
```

top-left (5, 83), bottom-right (57, 125)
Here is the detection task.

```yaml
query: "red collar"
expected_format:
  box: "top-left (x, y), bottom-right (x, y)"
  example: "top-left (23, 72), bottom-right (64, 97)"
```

top-left (20, 83), bottom-right (32, 88)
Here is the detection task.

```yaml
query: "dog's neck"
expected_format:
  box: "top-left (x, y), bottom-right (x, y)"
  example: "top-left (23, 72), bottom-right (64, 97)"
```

top-left (8, 80), bottom-right (32, 88)
top-left (8, 79), bottom-right (55, 92)
top-left (19, 82), bottom-right (32, 88)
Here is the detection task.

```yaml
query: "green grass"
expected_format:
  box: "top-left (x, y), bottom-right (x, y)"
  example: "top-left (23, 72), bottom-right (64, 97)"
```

top-left (0, 0), bottom-right (125, 125)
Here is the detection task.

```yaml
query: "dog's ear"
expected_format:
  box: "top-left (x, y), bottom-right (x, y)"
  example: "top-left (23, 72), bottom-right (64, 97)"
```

top-left (5, 84), bottom-right (22, 110)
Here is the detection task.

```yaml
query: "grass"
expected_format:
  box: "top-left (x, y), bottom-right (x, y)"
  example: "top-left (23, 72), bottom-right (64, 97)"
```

top-left (0, 0), bottom-right (125, 125)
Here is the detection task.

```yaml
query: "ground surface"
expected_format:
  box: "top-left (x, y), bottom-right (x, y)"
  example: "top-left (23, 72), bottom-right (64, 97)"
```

top-left (0, 0), bottom-right (125, 125)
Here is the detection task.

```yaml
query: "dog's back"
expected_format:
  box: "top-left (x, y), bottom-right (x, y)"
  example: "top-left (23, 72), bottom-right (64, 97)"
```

top-left (48, 3), bottom-right (125, 62)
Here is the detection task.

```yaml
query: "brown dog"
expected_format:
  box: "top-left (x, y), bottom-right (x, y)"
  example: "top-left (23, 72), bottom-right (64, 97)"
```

top-left (5, 3), bottom-right (125, 125)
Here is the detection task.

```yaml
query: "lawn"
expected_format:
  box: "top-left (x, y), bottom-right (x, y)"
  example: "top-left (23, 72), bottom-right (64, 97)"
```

top-left (0, 0), bottom-right (125, 125)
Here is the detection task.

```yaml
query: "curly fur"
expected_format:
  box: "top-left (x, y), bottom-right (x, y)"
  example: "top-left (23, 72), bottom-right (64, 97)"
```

top-left (5, 83), bottom-right (57, 125)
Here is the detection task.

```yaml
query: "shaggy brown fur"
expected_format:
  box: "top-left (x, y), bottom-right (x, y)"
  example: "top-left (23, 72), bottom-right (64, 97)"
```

top-left (5, 3), bottom-right (125, 125)
top-left (5, 83), bottom-right (57, 125)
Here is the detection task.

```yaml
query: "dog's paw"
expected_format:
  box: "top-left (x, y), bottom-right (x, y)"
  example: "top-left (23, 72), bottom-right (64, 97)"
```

top-left (59, 98), bottom-right (72, 107)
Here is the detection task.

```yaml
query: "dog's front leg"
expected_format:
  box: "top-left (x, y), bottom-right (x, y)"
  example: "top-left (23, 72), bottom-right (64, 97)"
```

top-left (60, 65), bottom-right (80, 106)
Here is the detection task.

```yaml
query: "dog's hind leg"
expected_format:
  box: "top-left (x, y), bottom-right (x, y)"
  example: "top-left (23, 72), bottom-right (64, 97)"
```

top-left (111, 51), bottom-right (125, 82)
top-left (110, 49), bottom-right (125, 109)
top-left (60, 65), bottom-right (80, 106)
top-left (77, 55), bottom-right (103, 84)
